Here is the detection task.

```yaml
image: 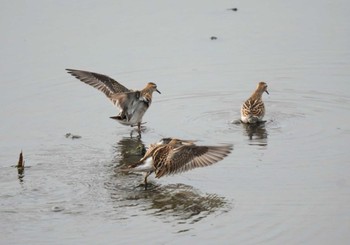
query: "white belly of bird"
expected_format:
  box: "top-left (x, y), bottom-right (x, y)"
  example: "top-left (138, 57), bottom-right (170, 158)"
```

top-left (133, 157), bottom-right (154, 172)
top-left (128, 110), bottom-right (145, 125)
top-left (114, 102), bottom-right (147, 126)
top-left (241, 114), bottom-right (263, 123)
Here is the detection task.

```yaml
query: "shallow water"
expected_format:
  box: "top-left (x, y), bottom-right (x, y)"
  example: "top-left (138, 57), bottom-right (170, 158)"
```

top-left (1, 0), bottom-right (350, 244)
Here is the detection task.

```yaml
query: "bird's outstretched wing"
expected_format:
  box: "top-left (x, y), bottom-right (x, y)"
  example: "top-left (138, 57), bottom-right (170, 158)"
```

top-left (155, 144), bottom-right (232, 178)
top-left (66, 69), bottom-right (130, 98)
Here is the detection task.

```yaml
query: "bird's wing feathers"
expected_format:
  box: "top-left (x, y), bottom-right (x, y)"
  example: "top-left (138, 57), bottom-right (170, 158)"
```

top-left (66, 69), bottom-right (130, 98)
top-left (112, 91), bottom-right (148, 116)
top-left (242, 98), bottom-right (265, 117)
top-left (155, 144), bottom-right (232, 178)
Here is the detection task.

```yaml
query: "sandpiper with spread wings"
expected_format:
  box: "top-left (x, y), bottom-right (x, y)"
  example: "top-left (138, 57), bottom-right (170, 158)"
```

top-left (66, 69), bottom-right (161, 133)
top-left (240, 82), bottom-right (269, 124)
top-left (121, 138), bottom-right (233, 189)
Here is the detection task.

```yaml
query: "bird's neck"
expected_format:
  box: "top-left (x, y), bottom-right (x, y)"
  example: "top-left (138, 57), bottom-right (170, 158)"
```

top-left (250, 89), bottom-right (264, 101)
top-left (140, 85), bottom-right (154, 95)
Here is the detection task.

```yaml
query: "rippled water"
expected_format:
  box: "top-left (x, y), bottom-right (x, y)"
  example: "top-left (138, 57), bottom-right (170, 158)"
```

top-left (1, 0), bottom-right (350, 244)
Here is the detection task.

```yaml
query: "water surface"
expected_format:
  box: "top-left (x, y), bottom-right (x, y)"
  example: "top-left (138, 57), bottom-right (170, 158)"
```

top-left (1, 0), bottom-right (350, 244)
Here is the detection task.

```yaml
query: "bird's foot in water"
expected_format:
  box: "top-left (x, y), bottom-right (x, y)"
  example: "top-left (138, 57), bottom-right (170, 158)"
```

top-left (129, 122), bottom-right (147, 138)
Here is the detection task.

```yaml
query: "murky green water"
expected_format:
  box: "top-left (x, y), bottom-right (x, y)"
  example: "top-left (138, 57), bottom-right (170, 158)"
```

top-left (1, 0), bottom-right (350, 244)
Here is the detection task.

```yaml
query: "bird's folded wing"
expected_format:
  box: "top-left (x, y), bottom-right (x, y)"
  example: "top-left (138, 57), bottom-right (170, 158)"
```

top-left (112, 91), bottom-right (144, 110)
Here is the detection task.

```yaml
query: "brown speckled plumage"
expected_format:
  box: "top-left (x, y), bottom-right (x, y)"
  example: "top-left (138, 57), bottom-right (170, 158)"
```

top-left (122, 138), bottom-right (233, 189)
top-left (241, 82), bottom-right (269, 124)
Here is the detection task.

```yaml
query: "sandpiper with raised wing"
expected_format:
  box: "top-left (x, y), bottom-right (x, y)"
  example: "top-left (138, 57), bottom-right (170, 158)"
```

top-left (66, 69), bottom-right (160, 134)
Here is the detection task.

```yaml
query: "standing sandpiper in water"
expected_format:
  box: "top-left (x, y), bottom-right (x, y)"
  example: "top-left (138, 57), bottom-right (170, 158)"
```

top-left (66, 69), bottom-right (161, 134)
top-left (240, 82), bottom-right (269, 124)
top-left (121, 138), bottom-right (233, 189)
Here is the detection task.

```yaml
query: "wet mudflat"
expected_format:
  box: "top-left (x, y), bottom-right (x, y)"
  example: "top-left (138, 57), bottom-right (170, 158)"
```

top-left (1, 0), bottom-right (350, 244)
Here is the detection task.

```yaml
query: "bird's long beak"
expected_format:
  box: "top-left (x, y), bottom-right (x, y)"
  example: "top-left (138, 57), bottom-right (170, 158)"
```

top-left (156, 89), bottom-right (161, 94)
top-left (265, 90), bottom-right (269, 95)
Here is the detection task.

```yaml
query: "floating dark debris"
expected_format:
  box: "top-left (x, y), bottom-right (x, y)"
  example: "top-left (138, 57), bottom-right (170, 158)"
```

top-left (16, 151), bottom-right (25, 180)
top-left (17, 151), bottom-right (24, 169)
top-left (227, 8), bottom-right (238, 11)
top-left (51, 206), bottom-right (65, 212)
top-left (11, 151), bottom-right (30, 180)
top-left (65, 133), bottom-right (82, 139)
top-left (210, 36), bottom-right (218, 40)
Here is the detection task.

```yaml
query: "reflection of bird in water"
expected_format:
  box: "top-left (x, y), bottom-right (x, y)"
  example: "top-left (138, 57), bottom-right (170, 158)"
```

top-left (121, 138), bottom-right (233, 189)
top-left (148, 184), bottom-right (228, 222)
top-left (66, 69), bottom-right (161, 135)
top-left (241, 82), bottom-right (269, 124)
top-left (242, 122), bottom-right (268, 145)
top-left (113, 137), bottom-right (146, 167)
top-left (104, 180), bottom-right (230, 224)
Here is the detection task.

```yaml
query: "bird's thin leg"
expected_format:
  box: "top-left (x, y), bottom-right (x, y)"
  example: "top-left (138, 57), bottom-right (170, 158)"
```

top-left (143, 172), bottom-right (151, 190)
top-left (130, 129), bottom-right (133, 138)
top-left (137, 122), bottom-right (142, 137)
top-left (137, 122), bottom-right (141, 132)
top-left (129, 126), bottom-right (141, 139)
